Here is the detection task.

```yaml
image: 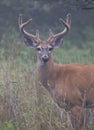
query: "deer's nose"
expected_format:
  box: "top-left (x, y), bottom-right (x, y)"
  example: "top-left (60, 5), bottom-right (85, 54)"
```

top-left (42, 55), bottom-right (49, 62)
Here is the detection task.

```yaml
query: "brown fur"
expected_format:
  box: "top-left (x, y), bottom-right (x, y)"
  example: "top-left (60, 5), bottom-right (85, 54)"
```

top-left (19, 14), bottom-right (94, 130)
top-left (38, 57), bottom-right (94, 130)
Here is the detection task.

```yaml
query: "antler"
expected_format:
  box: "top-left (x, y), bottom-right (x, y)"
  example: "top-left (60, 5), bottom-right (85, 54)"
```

top-left (18, 14), bottom-right (40, 42)
top-left (47, 14), bottom-right (71, 42)
top-left (18, 14), bottom-right (71, 46)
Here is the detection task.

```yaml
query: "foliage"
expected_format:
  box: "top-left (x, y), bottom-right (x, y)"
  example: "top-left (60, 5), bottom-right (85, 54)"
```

top-left (0, 121), bottom-right (14, 130)
top-left (0, 31), bottom-right (94, 129)
top-left (0, 0), bottom-right (94, 44)
top-left (0, 0), bottom-right (94, 130)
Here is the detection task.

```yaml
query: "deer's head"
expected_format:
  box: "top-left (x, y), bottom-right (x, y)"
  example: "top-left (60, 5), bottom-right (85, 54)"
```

top-left (18, 14), bottom-right (71, 65)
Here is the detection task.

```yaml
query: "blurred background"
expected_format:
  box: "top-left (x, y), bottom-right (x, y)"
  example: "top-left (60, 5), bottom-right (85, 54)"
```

top-left (0, 0), bottom-right (94, 130)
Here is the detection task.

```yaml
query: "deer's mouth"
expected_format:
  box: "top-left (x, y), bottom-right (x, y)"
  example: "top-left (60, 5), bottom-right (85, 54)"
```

top-left (38, 58), bottom-right (49, 66)
top-left (41, 55), bottom-right (49, 63)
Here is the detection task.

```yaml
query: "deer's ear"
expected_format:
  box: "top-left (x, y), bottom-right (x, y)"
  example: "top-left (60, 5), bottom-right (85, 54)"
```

top-left (24, 36), bottom-right (37, 48)
top-left (51, 36), bottom-right (64, 48)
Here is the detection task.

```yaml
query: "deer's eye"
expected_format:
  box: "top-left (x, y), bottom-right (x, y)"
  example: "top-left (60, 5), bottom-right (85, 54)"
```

top-left (48, 46), bottom-right (53, 51)
top-left (36, 47), bottom-right (41, 51)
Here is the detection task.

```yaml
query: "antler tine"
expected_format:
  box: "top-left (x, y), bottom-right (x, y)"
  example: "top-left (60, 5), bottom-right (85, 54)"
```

top-left (18, 14), bottom-right (32, 30)
top-left (55, 13), bottom-right (71, 36)
top-left (36, 29), bottom-right (40, 40)
top-left (47, 29), bottom-right (54, 41)
top-left (49, 29), bottom-right (54, 37)
top-left (66, 13), bottom-right (71, 27)
top-left (48, 14), bottom-right (71, 42)
top-left (18, 14), bottom-right (22, 27)
top-left (18, 14), bottom-right (40, 40)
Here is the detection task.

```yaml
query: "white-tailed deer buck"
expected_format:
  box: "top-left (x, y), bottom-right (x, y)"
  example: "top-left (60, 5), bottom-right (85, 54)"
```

top-left (18, 14), bottom-right (94, 130)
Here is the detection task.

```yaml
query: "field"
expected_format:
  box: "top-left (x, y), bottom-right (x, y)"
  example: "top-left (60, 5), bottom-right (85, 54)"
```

top-left (0, 31), bottom-right (94, 130)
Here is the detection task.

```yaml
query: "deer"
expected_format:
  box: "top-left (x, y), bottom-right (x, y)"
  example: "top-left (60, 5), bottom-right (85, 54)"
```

top-left (18, 14), bottom-right (94, 130)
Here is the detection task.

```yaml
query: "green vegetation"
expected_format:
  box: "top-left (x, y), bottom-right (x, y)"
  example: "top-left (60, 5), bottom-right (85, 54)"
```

top-left (0, 0), bottom-right (94, 129)
top-left (0, 28), bottom-right (94, 130)
top-left (0, 121), bottom-right (14, 130)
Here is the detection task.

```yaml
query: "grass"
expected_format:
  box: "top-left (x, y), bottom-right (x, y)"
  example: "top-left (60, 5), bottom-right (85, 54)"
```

top-left (0, 34), bottom-right (94, 130)
top-left (0, 58), bottom-right (67, 130)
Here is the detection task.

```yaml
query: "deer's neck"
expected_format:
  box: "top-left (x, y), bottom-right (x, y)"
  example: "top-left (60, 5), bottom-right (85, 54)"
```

top-left (37, 58), bottom-right (56, 91)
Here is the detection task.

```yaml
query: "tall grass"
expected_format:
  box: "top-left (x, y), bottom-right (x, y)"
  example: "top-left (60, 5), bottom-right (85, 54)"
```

top-left (0, 31), bottom-right (94, 130)
top-left (0, 57), bottom-right (68, 130)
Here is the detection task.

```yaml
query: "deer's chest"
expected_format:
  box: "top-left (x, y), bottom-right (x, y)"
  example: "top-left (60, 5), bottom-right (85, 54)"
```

top-left (51, 83), bottom-right (83, 111)
top-left (52, 90), bottom-right (72, 111)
